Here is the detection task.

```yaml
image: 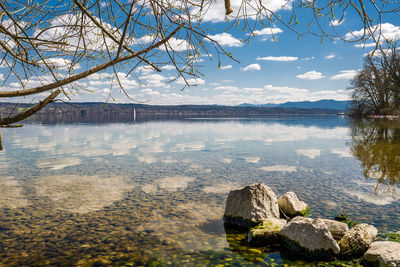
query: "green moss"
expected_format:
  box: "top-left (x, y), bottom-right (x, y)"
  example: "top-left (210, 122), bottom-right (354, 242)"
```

top-left (252, 220), bottom-right (282, 231)
top-left (300, 206), bottom-right (311, 217)
top-left (384, 232), bottom-right (400, 243)
top-left (334, 214), bottom-right (359, 228)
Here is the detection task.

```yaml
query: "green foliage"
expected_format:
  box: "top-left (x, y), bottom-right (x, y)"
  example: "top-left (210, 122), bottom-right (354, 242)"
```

top-left (334, 214), bottom-right (359, 228)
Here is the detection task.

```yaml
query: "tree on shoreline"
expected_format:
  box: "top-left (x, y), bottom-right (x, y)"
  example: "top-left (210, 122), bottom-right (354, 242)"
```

top-left (1, 0), bottom-right (400, 125)
top-left (349, 44), bottom-right (400, 115)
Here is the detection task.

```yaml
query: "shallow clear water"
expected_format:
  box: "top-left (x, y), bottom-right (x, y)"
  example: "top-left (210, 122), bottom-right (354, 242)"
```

top-left (0, 116), bottom-right (399, 266)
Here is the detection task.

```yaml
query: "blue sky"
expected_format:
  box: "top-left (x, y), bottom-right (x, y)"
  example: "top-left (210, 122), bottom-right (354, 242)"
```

top-left (2, 0), bottom-right (400, 105)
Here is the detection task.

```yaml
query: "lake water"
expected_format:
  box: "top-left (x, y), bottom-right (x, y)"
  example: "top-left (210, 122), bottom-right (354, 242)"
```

top-left (0, 116), bottom-right (399, 266)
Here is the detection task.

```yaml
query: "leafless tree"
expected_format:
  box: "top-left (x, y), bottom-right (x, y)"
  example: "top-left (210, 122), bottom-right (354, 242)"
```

top-left (0, 0), bottom-right (399, 125)
top-left (350, 44), bottom-right (400, 115)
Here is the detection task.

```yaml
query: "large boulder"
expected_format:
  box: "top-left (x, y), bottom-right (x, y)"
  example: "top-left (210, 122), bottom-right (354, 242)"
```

top-left (224, 183), bottom-right (280, 228)
top-left (338, 223), bottom-right (377, 257)
top-left (280, 217), bottom-right (340, 260)
top-left (363, 241), bottom-right (400, 267)
top-left (321, 219), bottom-right (349, 240)
top-left (278, 192), bottom-right (309, 218)
top-left (247, 218), bottom-right (287, 245)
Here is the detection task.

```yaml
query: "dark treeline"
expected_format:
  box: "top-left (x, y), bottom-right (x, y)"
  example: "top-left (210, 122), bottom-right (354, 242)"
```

top-left (0, 102), bottom-right (341, 124)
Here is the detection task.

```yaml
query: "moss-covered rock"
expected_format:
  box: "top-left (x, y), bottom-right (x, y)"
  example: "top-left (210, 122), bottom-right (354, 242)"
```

top-left (278, 192), bottom-right (309, 218)
top-left (338, 223), bottom-right (377, 258)
top-left (247, 218), bottom-right (287, 245)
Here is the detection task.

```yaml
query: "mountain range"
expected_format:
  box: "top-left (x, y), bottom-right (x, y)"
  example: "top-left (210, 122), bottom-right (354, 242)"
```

top-left (237, 99), bottom-right (351, 111)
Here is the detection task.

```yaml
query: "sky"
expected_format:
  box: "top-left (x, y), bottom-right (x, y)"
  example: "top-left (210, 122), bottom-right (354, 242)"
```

top-left (1, 0), bottom-right (400, 106)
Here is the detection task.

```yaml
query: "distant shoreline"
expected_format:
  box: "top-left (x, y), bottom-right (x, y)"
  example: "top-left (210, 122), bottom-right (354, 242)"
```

top-left (0, 102), bottom-right (346, 124)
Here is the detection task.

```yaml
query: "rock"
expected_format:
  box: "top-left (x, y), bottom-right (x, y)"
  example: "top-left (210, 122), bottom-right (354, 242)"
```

top-left (247, 218), bottom-right (287, 245)
top-left (224, 183), bottom-right (280, 228)
top-left (338, 223), bottom-right (377, 257)
top-left (280, 216), bottom-right (340, 260)
top-left (321, 219), bottom-right (349, 239)
top-left (363, 241), bottom-right (400, 267)
top-left (278, 192), bottom-right (309, 218)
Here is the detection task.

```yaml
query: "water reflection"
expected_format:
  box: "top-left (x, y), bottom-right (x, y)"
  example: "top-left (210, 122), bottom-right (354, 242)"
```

top-left (349, 118), bottom-right (400, 196)
top-left (35, 175), bottom-right (134, 213)
top-left (1, 117), bottom-right (400, 265)
top-left (0, 176), bottom-right (29, 208)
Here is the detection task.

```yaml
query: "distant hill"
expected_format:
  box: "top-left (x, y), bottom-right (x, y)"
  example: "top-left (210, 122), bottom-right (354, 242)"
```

top-left (0, 101), bottom-right (342, 124)
top-left (238, 100), bottom-right (351, 111)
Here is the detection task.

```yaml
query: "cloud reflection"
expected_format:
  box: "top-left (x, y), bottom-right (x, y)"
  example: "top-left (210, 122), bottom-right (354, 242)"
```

top-left (141, 176), bottom-right (195, 193)
top-left (36, 157), bottom-right (82, 170)
top-left (330, 148), bottom-right (352, 158)
top-left (35, 175), bottom-right (134, 213)
top-left (259, 165), bottom-right (297, 172)
top-left (296, 149), bottom-right (321, 159)
top-left (0, 176), bottom-right (29, 208)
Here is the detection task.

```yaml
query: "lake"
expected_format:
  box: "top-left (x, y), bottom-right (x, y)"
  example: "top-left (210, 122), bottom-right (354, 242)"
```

top-left (0, 116), bottom-right (399, 266)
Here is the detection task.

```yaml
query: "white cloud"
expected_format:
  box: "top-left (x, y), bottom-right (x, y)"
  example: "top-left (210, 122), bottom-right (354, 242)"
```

top-left (324, 53), bottom-right (336, 59)
top-left (256, 56), bottom-right (298, 62)
top-left (141, 88), bottom-right (161, 96)
top-left (253, 27), bottom-right (283, 38)
top-left (161, 65), bottom-right (176, 70)
top-left (214, 86), bottom-right (240, 92)
top-left (302, 56), bottom-right (315, 61)
top-left (136, 65), bottom-right (155, 74)
top-left (176, 77), bottom-right (205, 86)
top-left (296, 71), bottom-right (325, 80)
top-left (40, 57), bottom-right (81, 70)
top-left (205, 33), bottom-right (243, 47)
top-left (35, 14), bottom-right (121, 52)
top-left (346, 23), bottom-right (400, 42)
top-left (136, 35), bottom-right (155, 45)
top-left (330, 70), bottom-right (358, 80)
top-left (220, 65), bottom-right (232, 70)
top-left (160, 38), bottom-right (190, 51)
top-left (331, 19), bottom-right (344, 26)
top-left (354, 43), bottom-right (376, 48)
top-left (241, 63), bottom-right (261, 71)
top-left (139, 73), bottom-right (168, 87)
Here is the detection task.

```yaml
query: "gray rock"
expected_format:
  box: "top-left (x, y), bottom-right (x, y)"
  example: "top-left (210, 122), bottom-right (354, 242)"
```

top-left (321, 219), bottom-right (349, 239)
top-left (224, 183), bottom-right (280, 228)
top-left (247, 218), bottom-right (287, 245)
top-left (278, 191), bottom-right (308, 218)
top-left (338, 223), bottom-right (378, 257)
top-left (363, 241), bottom-right (400, 267)
top-left (280, 216), bottom-right (340, 260)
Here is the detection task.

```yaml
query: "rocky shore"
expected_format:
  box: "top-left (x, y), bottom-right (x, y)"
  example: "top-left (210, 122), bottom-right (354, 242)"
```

top-left (224, 183), bottom-right (400, 266)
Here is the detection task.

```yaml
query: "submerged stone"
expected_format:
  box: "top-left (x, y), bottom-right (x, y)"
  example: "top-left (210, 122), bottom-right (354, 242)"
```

top-left (338, 223), bottom-right (377, 257)
top-left (224, 183), bottom-right (279, 228)
top-left (247, 218), bottom-right (287, 245)
top-left (278, 192), bottom-right (308, 218)
top-left (280, 217), bottom-right (340, 260)
top-left (363, 241), bottom-right (400, 267)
